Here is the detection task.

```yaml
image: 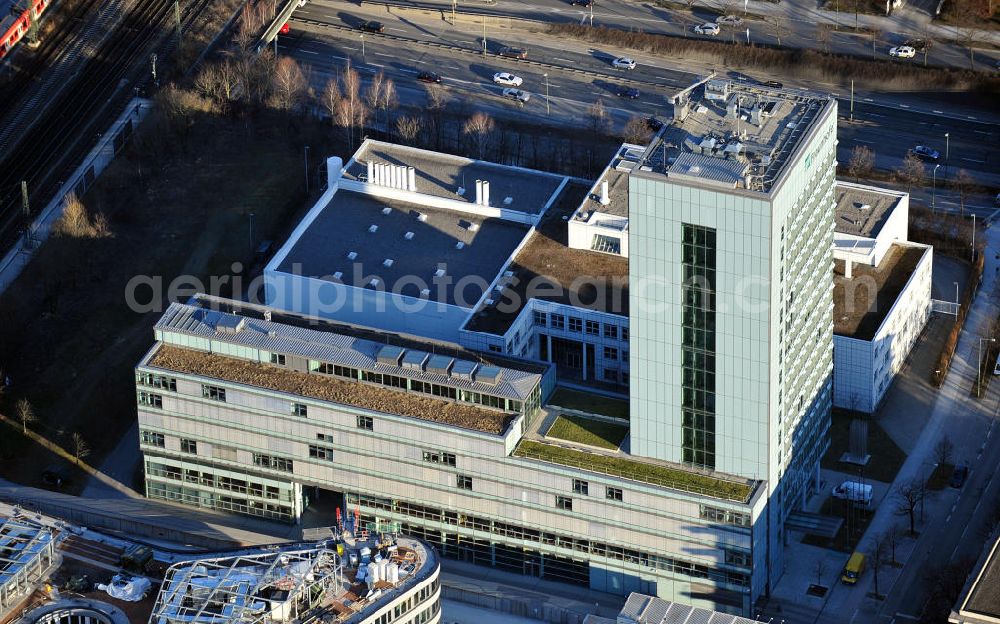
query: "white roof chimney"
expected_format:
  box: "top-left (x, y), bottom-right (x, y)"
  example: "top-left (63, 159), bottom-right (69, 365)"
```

top-left (407, 166), bottom-right (416, 192)
top-left (475, 179), bottom-right (483, 206)
top-left (367, 160), bottom-right (375, 183)
top-left (482, 181), bottom-right (490, 207)
top-left (600, 180), bottom-right (610, 206)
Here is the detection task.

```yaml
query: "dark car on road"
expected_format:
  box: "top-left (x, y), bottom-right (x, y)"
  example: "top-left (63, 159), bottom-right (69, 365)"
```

top-left (359, 20), bottom-right (385, 33)
top-left (912, 145), bottom-right (940, 161)
top-left (571, 0), bottom-right (593, 5)
top-left (903, 38), bottom-right (929, 52)
top-left (762, 80), bottom-right (783, 89)
top-left (616, 86), bottom-right (640, 99)
top-left (498, 46), bottom-right (528, 59)
top-left (417, 71), bottom-right (442, 84)
top-left (950, 464), bottom-right (969, 488)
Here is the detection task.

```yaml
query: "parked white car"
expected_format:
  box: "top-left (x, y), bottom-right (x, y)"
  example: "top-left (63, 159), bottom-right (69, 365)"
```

top-left (889, 45), bottom-right (916, 58)
top-left (493, 72), bottom-right (523, 87)
top-left (693, 22), bottom-right (720, 35)
top-left (612, 57), bottom-right (636, 69)
top-left (502, 88), bottom-right (530, 104)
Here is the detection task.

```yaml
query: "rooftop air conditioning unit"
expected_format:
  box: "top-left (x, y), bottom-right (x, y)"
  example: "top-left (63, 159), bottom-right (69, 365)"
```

top-left (333, 271), bottom-right (343, 280)
top-left (369, 278), bottom-right (380, 287)
top-left (369, 225), bottom-right (378, 233)
top-left (417, 213), bottom-right (428, 222)
top-left (455, 242), bottom-right (465, 250)
top-left (468, 223), bottom-right (479, 232)
top-left (383, 258), bottom-right (394, 267)
top-left (347, 251), bottom-right (358, 260)
top-left (404, 232), bottom-right (415, 240)
top-left (434, 268), bottom-right (446, 277)
top-left (420, 288), bottom-right (431, 297)
top-left (457, 187), bottom-right (466, 196)
top-left (382, 207), bottom-right (392, 215)
top-left (503, 197), bottom-right (513, 205)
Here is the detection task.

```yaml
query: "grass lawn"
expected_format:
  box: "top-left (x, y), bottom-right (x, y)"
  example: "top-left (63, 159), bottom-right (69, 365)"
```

top-left (822, 409), bottom-right (906, 484)
top-left (926, 462), bottom-right (954, 490)
top-left (513, 440), bottom-right (752, 502)
top-left (0, 99), bottom-right (336, 492)
top-left (546, 415), bottom-right (628, 450)
top-left (802, 495), bottom-right (874, 553)
top-left (549, 387), bottom-right (629, 420)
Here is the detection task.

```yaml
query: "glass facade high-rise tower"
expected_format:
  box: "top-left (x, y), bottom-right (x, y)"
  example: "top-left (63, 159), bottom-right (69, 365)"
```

top-left (629, 78), bottom-right (838, 594)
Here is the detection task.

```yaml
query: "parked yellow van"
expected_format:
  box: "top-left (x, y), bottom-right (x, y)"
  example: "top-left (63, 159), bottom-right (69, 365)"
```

top-left (841, 552), bottom-right (866, 584)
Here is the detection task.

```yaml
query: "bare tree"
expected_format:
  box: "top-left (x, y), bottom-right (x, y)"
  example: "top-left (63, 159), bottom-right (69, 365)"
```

top-left (767, 15), bottom-right (787, 46)
top-left (339, 62), bottom-right (367, 152)
top-left (623, 117), bottom-right (652, 144)
top-left (320, 78), bottom-right (341, 125)
top-left (71, 432), bottom-right (90, 465)
top-left (886, 524), bottom-right (900, 566)
top-left (463, 111), bottom-right (496, 160)
top-left (847, 145), bottom-right (875, 182)
top-left (16, 399), bottom-right (36, 434)
top-left (271, 56), bottom-right (308, 111)
top-left (954, 169), bottom-right (974, 217)
top-left (425, 83), bottom-right (449, 112)
top-left (918, 28), bottom-right (935, 67)
top-left (395, 115), bottom-right (423, 146)
top-left (588, 99), bottom-right (610, 134)
top-left (379, 79), bottom-right (398, 139)
top-left (816, 23), bottom-right (833, 53)
top-left (894, 477), bottom-right (926, 535)
top-left (869, 531), bottom-right (887, 597)
top-left (814, 558), bottom-right (828, 586)
top-left (234, 3), bottom-right (260, 51)
top-left (897, 153), bottom-right (925, 194)
top-left (870, 28), bottom-right (882, 60)
top-left (934, 435), bottom-right (955, 466)
top-left (366, 70), bottom-right (385, 127)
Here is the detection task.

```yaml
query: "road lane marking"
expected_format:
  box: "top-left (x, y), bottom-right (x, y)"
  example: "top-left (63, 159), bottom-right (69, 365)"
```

top-left (864, 97), bottom-right (873, 102)
top-left (398, 68), bottom-right (417, 74)
top-left (554, 57), bottom-right (573, 63)
top-left (388, 27), bottom-right (406, 32)
top-left (301, 49), bottom-right (318, 54)
top-left (374, 52), bottom-right (393, 57)
top-left (900, 104), bottom-right (910, 108)
top-left (975, 130), bottom-right (992, 136)
top-left (962, 158), bottom-right (986, 163)
top-left (933, 110), bottom-right (944, 113)
top-left (946, 513), bottom-right (952, 522)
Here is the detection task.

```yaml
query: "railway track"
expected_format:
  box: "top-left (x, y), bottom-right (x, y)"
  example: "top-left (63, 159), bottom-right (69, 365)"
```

top-left (0, 0), bottom-right (214, 254)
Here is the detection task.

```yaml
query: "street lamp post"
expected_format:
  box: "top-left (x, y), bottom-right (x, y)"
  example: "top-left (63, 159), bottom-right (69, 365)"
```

top-left (544, 73), bottom-right (550, 115)
top-left (483, 16), bottom-right (487, 56)
top-left (304, 146), bottom-right (310, 193)
top-left (978, 337), bottom-right (996, 397)
top-left (972, 213), bottom-right (977, 262)
top-left (945, 132), bottom-right (950, 178)
top-left (932, 163), bottom-right (940, 213)
top-left (361, 34), bottom-right (365, 58)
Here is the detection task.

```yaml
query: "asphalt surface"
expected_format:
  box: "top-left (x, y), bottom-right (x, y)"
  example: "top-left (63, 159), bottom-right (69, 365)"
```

top-left (282, 1), bottom-right (1000, 191)
top-left (359, 0), bottom-right (1000, 73)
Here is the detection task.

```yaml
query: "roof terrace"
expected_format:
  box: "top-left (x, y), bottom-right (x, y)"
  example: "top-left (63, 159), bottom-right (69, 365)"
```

top-left (345, 140), bottom-right (566, 215)
top-left (835, 184), bottom-right (902, 238)
top-left (833, 243), bottom-right (927, 340)
top-left (465, 182), bottom-right (630, 335)
top-left (640, 78), bottom-right (833, 194)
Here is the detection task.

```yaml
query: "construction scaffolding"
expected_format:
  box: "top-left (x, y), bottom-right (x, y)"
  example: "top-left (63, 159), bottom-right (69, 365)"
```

top-left (0, 517), bottom-right (57, 616)
top-left (149, 547), bottom-right (343, 624)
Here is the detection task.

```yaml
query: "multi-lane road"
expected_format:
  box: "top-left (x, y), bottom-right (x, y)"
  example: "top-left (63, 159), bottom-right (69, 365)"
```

top-left (279, 0), bottom-right (999, 211)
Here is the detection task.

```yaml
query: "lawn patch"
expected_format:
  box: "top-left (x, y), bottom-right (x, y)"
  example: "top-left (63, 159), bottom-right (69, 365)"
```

top-left (546, 415), bottom-right (628, 450)
top-left (513, 440), bottom-right (752, 502)
top-left (822, 409), bottom-right (906, 484)
top-left (549, 387), bottom-right (629, 420)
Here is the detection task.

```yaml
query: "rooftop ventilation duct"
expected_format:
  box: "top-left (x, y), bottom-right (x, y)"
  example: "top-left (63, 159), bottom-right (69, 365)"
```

top-left (482, 180), bottom-right (490, 207)
top-left (468, 223), bottom-right (479, 232)
top-left (475, 180), bottom-right (483, 206)
top-left (383, 258), bottom-right (394, 267)
top-left (333, 271), bottom-right (343, 280)
top-left (367, 160), bottom-right (375, 183)
top-left (455, 242), bottom-right (465, 250)
top-left (407, 166), bottom-right (416, 192)
top-left (434, 267), bottom-right (446, 277)
top-left (417, 213), bottom-right (428, 222)
top-left (600, 180), bottom-right (610, 206)
top-left (503, 196), bottom-right (513, 205)
top-left (347, 251), bottom-right (358, 260)
top-left (382, 206), bottom-right (392, 215)
top-left (369, 224), bottom-right (378, 233)
top-left (404, 231), bottom-right (415, 240)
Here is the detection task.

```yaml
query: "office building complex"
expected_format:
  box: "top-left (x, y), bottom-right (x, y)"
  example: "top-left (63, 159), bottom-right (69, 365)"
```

top-left (138, 78), bottom-right (842, 614)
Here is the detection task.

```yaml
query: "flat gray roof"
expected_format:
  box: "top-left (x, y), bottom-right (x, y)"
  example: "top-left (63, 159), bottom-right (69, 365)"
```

top-left (619, 593), bottom-right (758, 623)
top-left (642, 79), bottom-right (832, 194)
top-left (835, 183), bottom-right (901, 238)
top-left (276, 190), bottom-right (530, 308)
top-left (574, 144), bottom-right (643, 221)
top-left (958, 536), bottom-right (1000, 622)
top-left (345, 141), bottom-right (565, 215)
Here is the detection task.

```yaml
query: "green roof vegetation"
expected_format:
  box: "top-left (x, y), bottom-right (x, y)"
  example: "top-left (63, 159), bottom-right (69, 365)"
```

top-left (546, 415), bottom-right (627, 450)
top-left (513, 440), bottom-right (753, 502)
top-left (549, 388), bottom-right (629, 420)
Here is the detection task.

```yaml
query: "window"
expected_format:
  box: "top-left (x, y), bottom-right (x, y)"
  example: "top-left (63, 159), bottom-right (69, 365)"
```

top-left (292, 402), bottom-right (308, 417)
top-left (556, 495), bottom-right (573, 511)
top-left (180, 438), bottom-right (197, 454)
top-left (309, 445), bottom-right (335, 461)
top-left (606, 486), bottom-right (623, 501)
top-left (622, 350), bottom-right (629, 363)
top-left (603, 346), bottom-right (618, 360)
top-left (137, 391), bottom-right (163, 408)
top-left (457, 475), bottom-right (473, 490)
top-left (137, 373), bottom-right (177, 391)
top-left (572, 479), bottom-right (588, 495)
top-left (568, 317), bottom-right (582, 332)
top-left (699, 505), bottom-right (750, 527)
top-left (725, 549), bottom-right (751, 567)
top-left (252, 453), bottom-right (293, 473)
top-left (140, 430), bottom-right (164, 447)
top-left (202, 385), bottom-right (226, 402)
top-left (585, 320), bottom-right (600, 336)
top-left (681, 223), bottom-right (717, 470)
top-left (550, 314), bottom-right (565, 330)
top-left (533, 311), bottom-right (546, 326)
top-left (423, 451), bottom-right (456, 467)
top-left (269, 353), bottom-right (286, 365)
top-left (314, 362), bottom-right (334, 374)
top-left (316, 433), bottom-right (333, 443)
top-left (621, 327), bottom-right (629, 341)
top-left (488, 344), bottom-right (502, 353)
top-left (604, 324), bottom-right (618, 339)
top-left (357, 415), bottom-right (374, 431)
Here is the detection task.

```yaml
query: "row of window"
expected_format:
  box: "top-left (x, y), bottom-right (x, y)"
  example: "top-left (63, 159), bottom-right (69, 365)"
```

top-left (147, 481), bottom-right (293, 522)
top-left (350, 494), bottom-right (751, 586)
top-left (572, 479), bottom-right (622, 502)
top-left (137, 373), bottom-right (177, 391)
top-left (422, 450), bottom-right (456, 467)
top-left (145, 461), bottom-right (288, 501)
top-left (534, 312), bottom-right (628, 342)
top-left (309, 444), bottom-right (335, 461)
top-left (252, 452), bottom-right (294, 473)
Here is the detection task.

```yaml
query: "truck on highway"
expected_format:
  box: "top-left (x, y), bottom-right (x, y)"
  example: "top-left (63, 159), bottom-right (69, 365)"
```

top-left (831, 481), bottom-right (873, 507)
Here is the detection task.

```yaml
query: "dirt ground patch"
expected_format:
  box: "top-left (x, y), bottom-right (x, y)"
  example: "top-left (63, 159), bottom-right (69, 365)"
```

top-left (0, 104), bottom-right (331, 492)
